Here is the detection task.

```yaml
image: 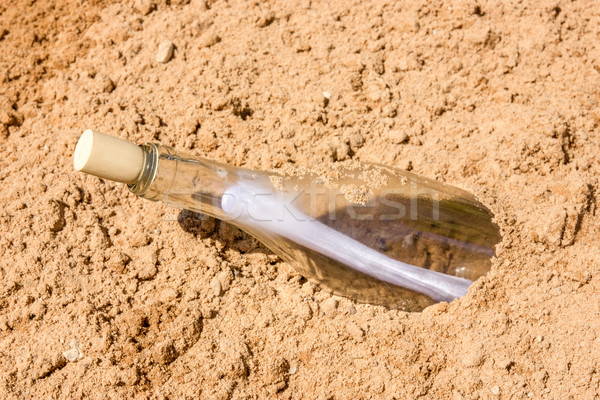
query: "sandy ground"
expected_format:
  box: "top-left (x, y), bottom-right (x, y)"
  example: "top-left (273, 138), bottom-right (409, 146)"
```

top-left (1, 0), bottom-right (600, 398)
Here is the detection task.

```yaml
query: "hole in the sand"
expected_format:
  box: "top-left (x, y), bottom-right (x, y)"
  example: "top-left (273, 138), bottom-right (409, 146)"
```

top-left (231, 98), bottom-right (254, 120)
top-left (552, 6), bottom-right (561, 17)
top-left (234, 106), bottom-right (253, 120)
top-left (178, 209), bottom-right (216, 238)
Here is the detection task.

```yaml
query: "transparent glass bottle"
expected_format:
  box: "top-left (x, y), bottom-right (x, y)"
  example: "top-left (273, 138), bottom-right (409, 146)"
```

top-left (121, 142), bottom-right (500, 311)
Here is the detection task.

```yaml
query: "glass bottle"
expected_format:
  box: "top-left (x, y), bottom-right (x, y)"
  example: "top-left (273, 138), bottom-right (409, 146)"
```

top-left (74, 130), bottom-right (501, 311)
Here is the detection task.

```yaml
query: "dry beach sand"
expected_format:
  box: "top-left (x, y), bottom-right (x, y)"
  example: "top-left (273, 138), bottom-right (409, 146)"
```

top-left (1, 0), bottom-right (600, 398)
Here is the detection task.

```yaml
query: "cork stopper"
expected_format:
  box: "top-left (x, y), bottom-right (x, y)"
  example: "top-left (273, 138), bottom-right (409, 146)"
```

top-left (74, 129), bottom-right (145, 184)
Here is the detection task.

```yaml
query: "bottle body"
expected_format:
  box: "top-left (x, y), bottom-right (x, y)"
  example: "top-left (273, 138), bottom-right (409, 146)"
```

top-left (131, 144), bottom-right (500, 310)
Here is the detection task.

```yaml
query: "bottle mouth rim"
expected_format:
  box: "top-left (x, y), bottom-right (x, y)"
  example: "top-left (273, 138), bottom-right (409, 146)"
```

top-left (128, 143), bottom-right (159, 197)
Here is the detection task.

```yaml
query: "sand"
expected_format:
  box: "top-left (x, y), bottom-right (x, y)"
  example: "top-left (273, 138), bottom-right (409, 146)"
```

top-left (1, 0), bottom-right (599, 398)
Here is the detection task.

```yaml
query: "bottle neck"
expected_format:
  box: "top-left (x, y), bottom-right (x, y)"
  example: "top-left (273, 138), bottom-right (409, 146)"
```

top-left (127, 143), bottom-right (249, 220)
top-left (128, 143), bottom-right (178, 201)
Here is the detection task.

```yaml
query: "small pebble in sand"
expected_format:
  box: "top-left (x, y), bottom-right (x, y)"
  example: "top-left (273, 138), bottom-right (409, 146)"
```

top-left (191, 0), bottom-right (208, 12)
top-left (332, 141), bottom-right (350, 161)
top-left (63, 339), bottom-right (83, 362)
top-left (321, 297), bottom-right (339, 317)
top-left (322, 91), bottom-right (331, 107)
top-left (199, 32), bottom-right (221, 48)
top-left (101, 76), bottom-right (115, 93)
top-left (134, 0), bottom-right (155, 16)
top-left (346, 321), bottom-right (365, 342)
top-left (153, 340), bottom-right (177, 365)
top-left (298, 301), bottom-right (313, 321)
top-left (256, 12), bottom-right (275, 28)
top-left (385, 129), bottom-right (409, 145)
top-left (210, 276), bottom-right (223, 296)
top-left (160, 288), bottom-right (178, 302)
top-left (137, 263), bottom-right (157, 280)
top-left (349, 132), bottom-right (365, 149)
top-left (491, 386), bottom-right (500, 395)
top-left (156, 40), bottom-right (174, 63)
